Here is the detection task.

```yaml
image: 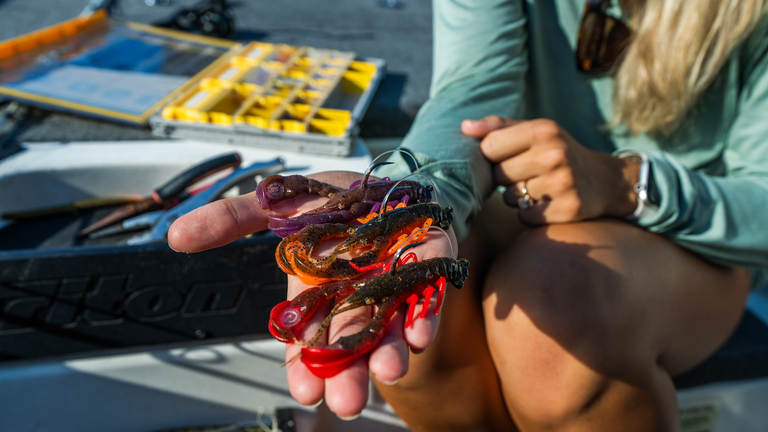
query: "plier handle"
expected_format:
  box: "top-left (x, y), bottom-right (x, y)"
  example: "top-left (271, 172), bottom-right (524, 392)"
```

top-left (127, 157), bottom-right (285, 245)
top-left (80, 152), bottom-right (243, 238)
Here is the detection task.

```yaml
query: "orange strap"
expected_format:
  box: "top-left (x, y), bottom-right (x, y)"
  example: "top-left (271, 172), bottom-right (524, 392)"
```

top-left (0, 10), bottom-right (108, 63)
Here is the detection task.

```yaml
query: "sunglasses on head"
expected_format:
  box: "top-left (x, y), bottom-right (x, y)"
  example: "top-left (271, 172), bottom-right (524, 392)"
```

top-left (576, 0), bottom-right (633, 74)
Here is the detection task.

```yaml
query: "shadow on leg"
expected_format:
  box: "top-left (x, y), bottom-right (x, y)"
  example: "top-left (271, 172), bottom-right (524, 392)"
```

top-left (483, 220), bottom-right (749, 432)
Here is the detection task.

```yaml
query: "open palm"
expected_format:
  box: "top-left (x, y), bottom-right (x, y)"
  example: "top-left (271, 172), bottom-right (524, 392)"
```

top-left (168, 171), bottom-right (458, 418)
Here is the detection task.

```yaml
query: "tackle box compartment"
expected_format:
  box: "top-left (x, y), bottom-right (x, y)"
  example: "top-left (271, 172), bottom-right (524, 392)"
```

top-left (150, 42), bottom-right (386, 157)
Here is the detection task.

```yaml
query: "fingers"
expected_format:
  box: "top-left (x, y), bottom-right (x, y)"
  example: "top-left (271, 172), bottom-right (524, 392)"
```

top-left (403, 293), bottom-right (441, 353)
top-left (369, 309), bottom-right (409, 385)
top-left (491, 143), bottom-right (568, 186)
top-left (476, 118), bottom-right (587, 226)
top-left (503, 179), bottom-right (583, 225)
top-left (324, 357), bottom-right (370, 419)
top-left (286, 343), bottom-right (325, 406)
top-left (284, 227), bottom-right (457, 418)
top-left (168, 194), bottom-right (267, 253)
top-left (323, 305), bottom-right (374, 417)
top-left (168, 171), bottom-right (361, 254)
top-left (480, 118), bottom-right (564, 163)
top-left (461, 115), bottom-right (518, 138)
top-left (402, 230), bottom-right (454, 351)
top-left (503, 174), bottom-right (556, 205)
top-left (286, 264), bottom-right (375, 417)
top-left (285, 276), bottom-right (329, 406)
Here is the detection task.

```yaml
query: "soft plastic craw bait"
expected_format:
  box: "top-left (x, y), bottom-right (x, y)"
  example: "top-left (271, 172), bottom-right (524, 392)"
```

top-left (271, 242), bottom-right (469, 378)
top-left (275, 203), bottom-right (453, 285)
top-left (255, 162), bottom-right (433, 237)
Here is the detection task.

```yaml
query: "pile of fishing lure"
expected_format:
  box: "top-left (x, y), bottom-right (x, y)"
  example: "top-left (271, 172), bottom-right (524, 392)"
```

top-left (258, 160), bottom-right (470, 378)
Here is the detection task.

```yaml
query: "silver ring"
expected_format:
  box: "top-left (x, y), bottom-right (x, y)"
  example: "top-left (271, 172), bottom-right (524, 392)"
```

top-left (517, 182), bottom-right (533, 209)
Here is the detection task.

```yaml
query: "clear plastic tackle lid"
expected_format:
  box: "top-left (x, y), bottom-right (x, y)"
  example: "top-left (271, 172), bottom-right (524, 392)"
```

top-left (0, 11), bottom-right (236, 124)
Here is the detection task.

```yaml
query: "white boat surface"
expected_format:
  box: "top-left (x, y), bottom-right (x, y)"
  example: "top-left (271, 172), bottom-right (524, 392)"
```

top-left (1, 138), bottom-right (767, 431)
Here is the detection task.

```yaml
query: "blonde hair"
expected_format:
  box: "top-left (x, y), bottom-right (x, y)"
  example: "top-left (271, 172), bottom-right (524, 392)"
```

top-left (613, 0), bottom-right (768, 136)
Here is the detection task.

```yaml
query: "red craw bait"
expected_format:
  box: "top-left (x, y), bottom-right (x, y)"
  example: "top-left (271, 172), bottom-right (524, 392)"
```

top-left (268, 251), bottom-right (420, 345)
top-left (273, 251), bottom-right (470, 378)
top-left (275, 203), bottom-right (453, 285)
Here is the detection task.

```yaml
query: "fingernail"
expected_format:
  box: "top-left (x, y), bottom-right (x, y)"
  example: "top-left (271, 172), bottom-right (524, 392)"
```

top-left (303, 398), bottom-right (323, 408)
top-left (338, 413), bottom-right (361, 421)
top-left (372, 372), bottom-right (400, 385)
top-left (462, 119), bottom-right (478, 127)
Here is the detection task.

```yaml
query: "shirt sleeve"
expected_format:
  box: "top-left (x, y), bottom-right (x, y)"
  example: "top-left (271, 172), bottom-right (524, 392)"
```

top-left (377, 0), bottom-right (528, 242)
top-left (634, 33), bottom-right (768, 286)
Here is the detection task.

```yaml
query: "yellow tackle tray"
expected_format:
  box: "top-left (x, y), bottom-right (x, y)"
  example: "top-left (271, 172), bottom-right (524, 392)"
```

top-left (150, 41), bottom-right (384, 156)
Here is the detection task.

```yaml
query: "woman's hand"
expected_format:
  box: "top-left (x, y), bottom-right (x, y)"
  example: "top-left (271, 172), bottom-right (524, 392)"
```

top-left (462, 116), bottom-right (641, 224)
top-left (168, 171), bottom-right (456, 419)
top-left (283, 227), bottom-right (455, 418)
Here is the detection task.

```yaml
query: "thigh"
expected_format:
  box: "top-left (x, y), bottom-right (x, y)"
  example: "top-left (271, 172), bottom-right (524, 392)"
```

top-left (482, 220), bottom-right (749, 420)
top-left (373, 192), bottom-right (524, 432)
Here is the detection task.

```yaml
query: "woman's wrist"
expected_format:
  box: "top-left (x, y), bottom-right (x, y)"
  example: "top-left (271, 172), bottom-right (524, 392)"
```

top-left (602, 153), bottom-right (641, 218)
top-left (615, 152), bottom-right (660, 220)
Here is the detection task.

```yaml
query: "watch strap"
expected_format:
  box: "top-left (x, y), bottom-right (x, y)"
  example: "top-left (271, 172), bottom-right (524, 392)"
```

top-left (616, 151), bottom-right (659, 220)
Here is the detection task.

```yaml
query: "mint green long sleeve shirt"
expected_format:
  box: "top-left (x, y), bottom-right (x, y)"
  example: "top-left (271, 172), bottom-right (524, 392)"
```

top-left (378, 0), bottom-right (768, 289)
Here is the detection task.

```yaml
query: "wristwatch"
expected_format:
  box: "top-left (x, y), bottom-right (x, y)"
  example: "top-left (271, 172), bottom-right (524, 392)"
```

top-left (616, 151), bottom-right (659, 220)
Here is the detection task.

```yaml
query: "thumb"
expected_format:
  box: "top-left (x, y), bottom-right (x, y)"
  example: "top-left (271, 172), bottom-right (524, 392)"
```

top-left (169, 172), bottom-right (355, 253)
top-left (461, 116), bottom-right (518, 138)
top-left (168, 193), bottom-right (268, 253)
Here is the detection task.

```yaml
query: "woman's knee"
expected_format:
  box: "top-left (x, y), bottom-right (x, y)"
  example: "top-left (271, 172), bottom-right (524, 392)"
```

top-left (483, 306), bottom-right (617, 428)
top-left (482, 222), bottom-right (646, 363)
top-left (479, 222), bottom-right (664, 428)
top-left (479, 219), bottom-right (749, 428)
top-left (481, 283), bottom-right (624, 429)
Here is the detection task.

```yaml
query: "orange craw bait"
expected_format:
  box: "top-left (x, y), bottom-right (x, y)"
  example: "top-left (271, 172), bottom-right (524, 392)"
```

top-left (275, 203), bottom-right (453, 285)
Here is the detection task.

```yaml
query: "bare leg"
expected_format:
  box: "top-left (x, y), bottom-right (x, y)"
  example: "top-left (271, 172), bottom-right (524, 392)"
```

top-left (376, 194), bottom-right (526, 432)
top-left (374, 194), bottom-right (522, 432)
top-left (484, 220), bottom-right (749, 431)
top-left (375, 192), bottom-right (748, 432)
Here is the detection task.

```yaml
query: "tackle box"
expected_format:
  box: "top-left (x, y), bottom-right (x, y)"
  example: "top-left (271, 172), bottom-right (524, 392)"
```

top-left (150, 42), bottom-right (385, 157)
top-left (0, 12), bottom-right (385, 156)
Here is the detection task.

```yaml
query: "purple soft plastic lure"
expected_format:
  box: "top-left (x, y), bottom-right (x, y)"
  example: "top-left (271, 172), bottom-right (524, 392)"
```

top-left (255, 167), bottom-right (432, 237)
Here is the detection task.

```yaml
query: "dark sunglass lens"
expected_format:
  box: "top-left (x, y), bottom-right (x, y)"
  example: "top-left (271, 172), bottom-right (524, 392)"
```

top-left (601, 18), bottom-right (632, 65)
top-left (576, 11), bottom-right (603, 71)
